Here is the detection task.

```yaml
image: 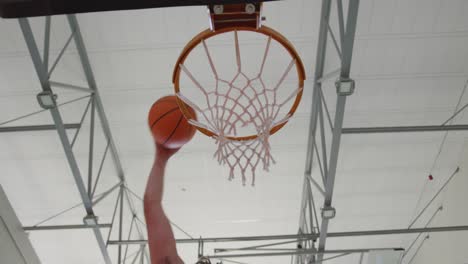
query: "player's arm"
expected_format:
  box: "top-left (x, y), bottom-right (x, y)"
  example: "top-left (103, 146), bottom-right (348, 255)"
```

top-left (144, 144), bottom-right (184, 264)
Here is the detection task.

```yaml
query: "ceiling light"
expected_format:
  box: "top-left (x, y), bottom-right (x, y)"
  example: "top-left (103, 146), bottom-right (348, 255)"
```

top-left (36, 91), bottom-right (57, 109)
top-left (321, 206), bottom-right (336, 219)
top-left (335, 78), bottom-right (355, 96)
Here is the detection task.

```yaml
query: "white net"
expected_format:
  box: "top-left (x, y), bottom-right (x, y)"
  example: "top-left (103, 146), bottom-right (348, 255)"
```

top-left (176, 29), bottom-right (303, 185)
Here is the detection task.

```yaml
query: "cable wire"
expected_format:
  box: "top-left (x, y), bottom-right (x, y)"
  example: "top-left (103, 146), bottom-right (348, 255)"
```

top-left (124, 186), bottom-right (194, 239)
top-left (32, 187), bottom-right (115, 227)
top-left (0, 95), bottom-right (90, 126)
top-left (409, 79), bottom-right (468, 223)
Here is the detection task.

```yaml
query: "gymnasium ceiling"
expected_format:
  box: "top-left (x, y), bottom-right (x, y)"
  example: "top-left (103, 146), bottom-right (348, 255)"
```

top-left (1, 0), bottom-right (468, 263)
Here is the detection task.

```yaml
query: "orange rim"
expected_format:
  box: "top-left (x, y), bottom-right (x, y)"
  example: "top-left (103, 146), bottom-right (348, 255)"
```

top-left (173, 26), bottom-right (306, 141)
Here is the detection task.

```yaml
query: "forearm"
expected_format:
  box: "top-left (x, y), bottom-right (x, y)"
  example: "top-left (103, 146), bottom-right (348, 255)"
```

top-left (144, 157), bottom-right (167, 204)
top-left (144, 209), bottom-right (181, 264)
top-left (144, 151), bottom-right (183, 264)
top-left (144, 203), bottom-right (177, 247)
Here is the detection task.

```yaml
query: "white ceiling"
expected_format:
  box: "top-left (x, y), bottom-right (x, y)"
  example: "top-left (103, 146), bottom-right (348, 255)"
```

top-left (1, 0), bottom-right (468, 263)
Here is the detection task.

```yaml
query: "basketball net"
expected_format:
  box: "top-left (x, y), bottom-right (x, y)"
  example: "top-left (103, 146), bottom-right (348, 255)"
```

top-left (176, 31), bottom-right (303, 186)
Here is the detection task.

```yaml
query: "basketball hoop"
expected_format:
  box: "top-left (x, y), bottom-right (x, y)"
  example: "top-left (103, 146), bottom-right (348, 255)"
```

top-left (173, 4), bottom-right (306, 185)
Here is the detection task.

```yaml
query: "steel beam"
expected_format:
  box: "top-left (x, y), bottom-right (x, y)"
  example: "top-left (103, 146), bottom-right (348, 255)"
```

top-left (67, 15), bottom-right (125, 181)
top-left (327, 24), bottom-right (342, 59)
top-left (318, 91), bottom-right (329, 183)
top-left (316, 94), bottom-right (347, 251)
top-left (43, 16), bottom-right (51, 71)
top-left (140, 246), bottom-right (145, 264)
top-left (307, 174), bottom-right (326, 196)
top-left (316, 1), bottom-right (360, 262)
top-left (92, 181), bottom-right (123, 206)
top-left (342, 124), bottom-right (468, 134)
top-left (68, 15), bottom-right (151, 263)
top-left (118, 187), bottom-right (124, 264)
top-left (317, 68), bottom-right (340, 83)
top-left (339, 0), bottom-right (360, 79)
top-left (48, 31), bottom-right (75, 77)
top-left (130, 248), bottom-right (142, 264)
top-left (306, 182), bottom-right (316, 234)
top-left (18, 17), bottom-right (112, 264)
top-left (123, 217), bottom-right (136, 262)
top-left (66, 15), bottom-right (149, 258)
top-left (87, 96), bottom-right (96, 198)
top-left (0, 124), bottom-right (80, 133)
top-left (326, 225), bottom-right (468, 238)
top-left (71, 97), bottom-right (93, 147)
top-left (206, 248), bottom-right (403, 259)
top-left (335, 0), bottom-right (346, 48)
top-left (50, 81), bottom-right (94, 93)
top-left (106, 189), bottom-right (122, 244)
top-left (215, 239), bottom-right (307, 253)
top-left (298, 0), bottom-right (333, 253)
top-left (23, 224), bottom-right (111, 231)
top-left (108, 224), bottom-right (468, 245)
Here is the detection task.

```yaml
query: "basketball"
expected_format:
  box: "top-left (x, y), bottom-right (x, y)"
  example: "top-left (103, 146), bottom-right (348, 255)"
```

top-left (148, 95), bottom-right (196, 149)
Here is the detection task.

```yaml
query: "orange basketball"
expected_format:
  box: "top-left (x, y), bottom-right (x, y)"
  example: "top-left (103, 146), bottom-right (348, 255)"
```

top-left (148, 95), bottom-right (196, 149)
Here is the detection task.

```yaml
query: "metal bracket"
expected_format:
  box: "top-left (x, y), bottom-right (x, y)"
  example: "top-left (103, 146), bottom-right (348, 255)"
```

top-left (196, 256), bottom-right (212, 264)
top-left (208, 2), bottom-right (263, 30)
top-left (198, 238), bottom-right (205, 258)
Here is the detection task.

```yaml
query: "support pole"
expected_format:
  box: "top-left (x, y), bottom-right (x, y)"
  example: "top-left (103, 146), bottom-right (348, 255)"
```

top-left (50, 81), bottom-right (94, 93)
top-left (206, 248), bottom-right (403, 259)
top-left (43, 16), bottom-right (51, 71)
top-left (66, 15), bottom-right (149, 260)
top-left (342, 125), bottom-right (468, 134)
top-left (0, 124), bottom-right (80, 133)
top-left (118, 187), bottom-right (124, 264)
top-left (316, 1), bottom-right (360, 262)
top-left (87, 96), bottom-right (95, 198)
top-left (316, 94), bottom-right (346, 257)
top-left (23, 224), bottom-right (111, 231)
top-left (67, 15), bottom-right (125, 180)
top-left (107, 224), bottom-right (468, 245)
top-left (297, 2), bottom-right (333, 261)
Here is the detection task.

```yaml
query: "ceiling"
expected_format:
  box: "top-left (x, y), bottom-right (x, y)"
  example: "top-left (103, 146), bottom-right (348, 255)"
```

top-left (1, 0), bottom-right (468, 263)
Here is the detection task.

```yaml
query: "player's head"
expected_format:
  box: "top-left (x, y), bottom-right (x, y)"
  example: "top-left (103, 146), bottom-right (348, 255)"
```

top-left (195, 256), bottom-right (211, 264)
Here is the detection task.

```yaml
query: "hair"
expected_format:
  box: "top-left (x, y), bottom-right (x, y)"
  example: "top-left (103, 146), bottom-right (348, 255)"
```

top-left (196, 257), bottom-right (212, 264)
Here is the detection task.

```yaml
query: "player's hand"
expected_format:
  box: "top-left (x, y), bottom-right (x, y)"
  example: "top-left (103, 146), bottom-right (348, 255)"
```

top-left (156, 143), bottom-right (180, 160)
